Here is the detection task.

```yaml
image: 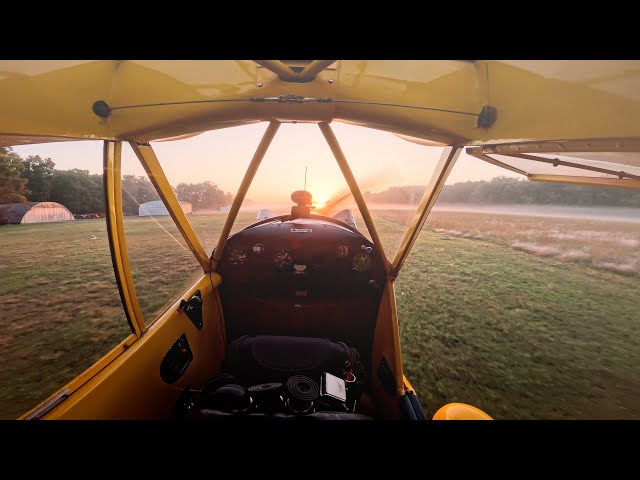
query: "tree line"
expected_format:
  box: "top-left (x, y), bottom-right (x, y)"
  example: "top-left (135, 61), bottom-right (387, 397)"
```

top-left (0, 147), bottom-right (233, 214)
top-left (4, 145), bottom-right (639, 210)
top-left (364, 176), bottom-right (640, 207)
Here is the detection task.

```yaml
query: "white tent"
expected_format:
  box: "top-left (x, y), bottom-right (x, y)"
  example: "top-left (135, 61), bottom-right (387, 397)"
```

top-left (138, 200), bottom-right (192, 216)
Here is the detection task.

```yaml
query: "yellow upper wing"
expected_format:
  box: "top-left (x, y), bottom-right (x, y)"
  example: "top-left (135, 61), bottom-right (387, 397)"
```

top-left (1, 60), bottom-right (639, 188)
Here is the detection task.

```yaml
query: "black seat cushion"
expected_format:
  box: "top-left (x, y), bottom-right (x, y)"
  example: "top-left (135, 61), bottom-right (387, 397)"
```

top-left (225, 335), bottom-right (359, 384)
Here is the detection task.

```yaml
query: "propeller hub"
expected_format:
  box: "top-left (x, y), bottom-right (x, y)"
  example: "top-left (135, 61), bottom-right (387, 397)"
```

top-left (290, 190), bottom-right (313, 218)
top-left (291, 190), bottom-right (312, 206)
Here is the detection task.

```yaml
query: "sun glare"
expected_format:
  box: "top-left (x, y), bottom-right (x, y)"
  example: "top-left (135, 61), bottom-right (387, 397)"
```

top-left (313, 194), bottom-right (329, 209)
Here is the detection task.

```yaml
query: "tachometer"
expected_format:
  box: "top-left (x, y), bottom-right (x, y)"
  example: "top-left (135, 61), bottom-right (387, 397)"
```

top-left (352, 252), bottom-right (372, 272)
top-left (227, 248), bottom-right (248, 265)
top-left (273, 249), bottom-right (294, 271)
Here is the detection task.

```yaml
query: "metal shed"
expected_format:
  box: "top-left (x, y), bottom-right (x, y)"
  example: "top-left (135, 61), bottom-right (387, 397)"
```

top-left (0, 202), bottom-right (75, 224)
top-left (138, 200), bottom-right (192, 216)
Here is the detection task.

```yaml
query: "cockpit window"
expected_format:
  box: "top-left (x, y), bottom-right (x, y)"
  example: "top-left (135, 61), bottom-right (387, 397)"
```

top-left (236, 123), bottom-right (370, 240)
top-left (0, 141), bottom-right (131, 419)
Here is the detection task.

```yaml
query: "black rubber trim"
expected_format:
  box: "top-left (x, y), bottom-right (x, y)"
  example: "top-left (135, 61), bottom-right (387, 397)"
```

top-left (103, 142), bottom-right (136, 335)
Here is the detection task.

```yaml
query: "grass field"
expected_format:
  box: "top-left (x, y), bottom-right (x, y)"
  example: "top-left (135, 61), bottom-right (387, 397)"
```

top-left (1, 209), bottom-right (639, 419)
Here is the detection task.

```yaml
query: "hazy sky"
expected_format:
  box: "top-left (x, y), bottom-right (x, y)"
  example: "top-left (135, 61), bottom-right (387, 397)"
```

top-left (13, 122), bottom-right (518, 203)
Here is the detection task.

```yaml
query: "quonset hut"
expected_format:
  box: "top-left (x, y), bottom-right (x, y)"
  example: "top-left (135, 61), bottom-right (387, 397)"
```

top-left (0, 202), bottom-right (75, 224)
top-left (139, 200), bottom-right (192, 216)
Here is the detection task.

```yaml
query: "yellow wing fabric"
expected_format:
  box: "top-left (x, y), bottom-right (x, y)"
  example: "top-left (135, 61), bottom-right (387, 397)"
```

top-left (2, 60), bottom-right (640, 189)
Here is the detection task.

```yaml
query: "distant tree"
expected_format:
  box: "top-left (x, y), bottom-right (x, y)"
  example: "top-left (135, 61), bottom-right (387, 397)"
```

top-left (437, 180), bottom-right (480, 203)
top-left (49, 169), bottom-right (104, 214)
top-left (174, 181), bottom-right (233, 210)
top-left (365, 176), bottom-right (640, 207)
top-left (0, 147), bottom-right (30, 203)
top-left (22, 155), bottom-right (56, 201)
top-left (121, 175), bottom-right (160, 215)
top-left (364, 185), bottom-right (424, 204)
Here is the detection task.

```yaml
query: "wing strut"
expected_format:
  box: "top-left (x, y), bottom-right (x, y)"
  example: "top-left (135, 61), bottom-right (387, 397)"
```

top-left (211, 120), bottom-right (281, 270)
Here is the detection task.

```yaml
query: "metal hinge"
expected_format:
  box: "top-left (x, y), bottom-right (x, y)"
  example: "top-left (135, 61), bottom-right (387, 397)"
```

top-left (250, 95), bottom-right (332, 104)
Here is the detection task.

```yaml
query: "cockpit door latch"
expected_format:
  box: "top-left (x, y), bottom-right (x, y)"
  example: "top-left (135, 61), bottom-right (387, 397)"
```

top-left (178, 290), bottom-right (203, 330)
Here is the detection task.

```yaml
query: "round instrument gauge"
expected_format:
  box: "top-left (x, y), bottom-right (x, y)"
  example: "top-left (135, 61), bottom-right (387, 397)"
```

top-left (273, 249), bottom-right (294, 271)
top-left (227, 248), bottom-right (248, 265)
top-left (352, 252), bottom-right (372, 272)
top-left (336, 244), bottom-right (349, 258)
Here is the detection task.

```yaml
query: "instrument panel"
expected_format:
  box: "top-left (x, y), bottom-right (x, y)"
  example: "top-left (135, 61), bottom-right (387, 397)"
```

top-left (217, 216), bottom-right (386, 365)
top-left (217, 217), bottom-right (386, 294)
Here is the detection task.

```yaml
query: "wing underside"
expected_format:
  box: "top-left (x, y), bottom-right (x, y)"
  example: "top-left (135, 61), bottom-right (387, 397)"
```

top-left (2, 60), bottom-right (640, 189)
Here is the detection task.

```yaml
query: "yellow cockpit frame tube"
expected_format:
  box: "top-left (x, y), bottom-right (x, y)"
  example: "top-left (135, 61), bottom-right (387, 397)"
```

top-left (130, 142), bottom-right (211, 272)
top-left (297, 61), bottom-right (336, 82)
top-left (255, 61), bottom-right (296, 81)
top-left (255, 60), bottom-right (335, 83)
top-left (212, 120), bottom-right (281, 269)
top-left (392, 146), bottom-right (462, 277)
top-left (318, 122), bottom-right (393, 278)
top-left (104, 141), bottom-right (145, 336)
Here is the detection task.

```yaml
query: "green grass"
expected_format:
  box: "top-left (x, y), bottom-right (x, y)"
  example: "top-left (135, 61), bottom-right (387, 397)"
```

top-left (0, 220), bottom-right (130, 419)
top-left (0, 212), bottom-right (257, 419)
top-left (0, 211), bottom-right (638, 419)
top-left (395, 232), bottom-right (639, 419)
